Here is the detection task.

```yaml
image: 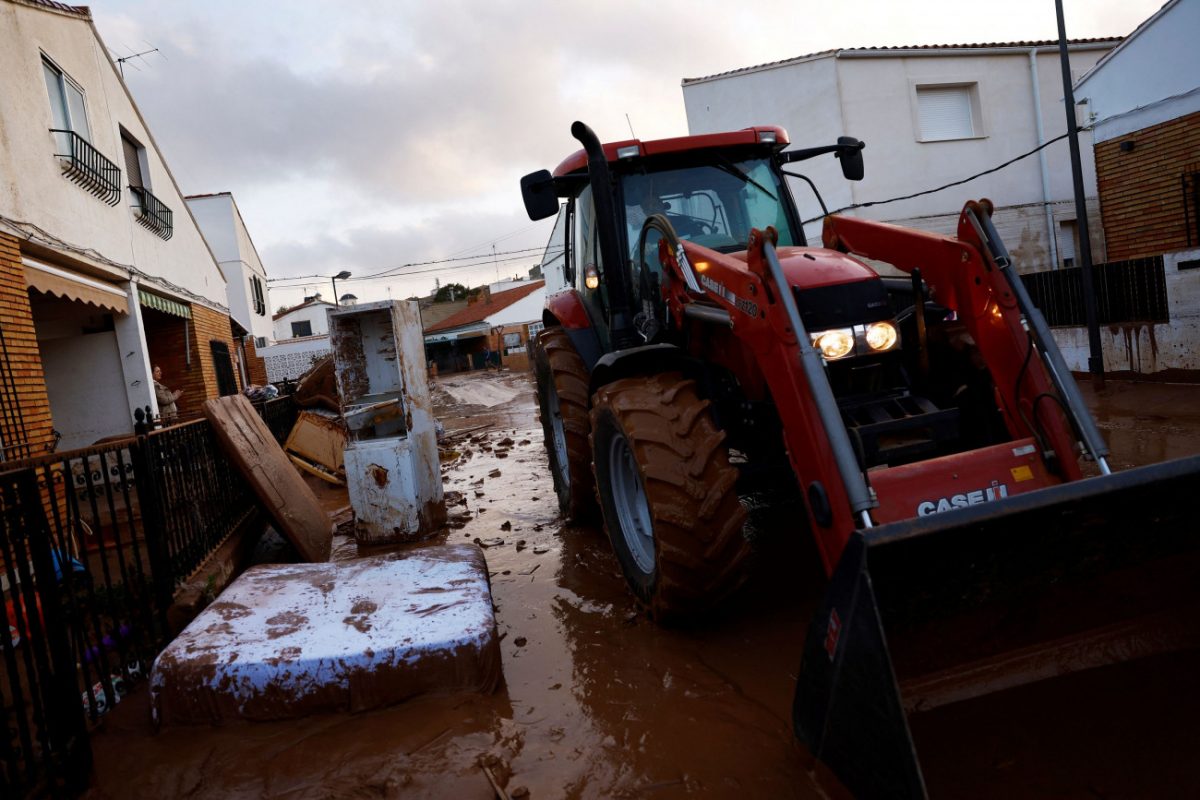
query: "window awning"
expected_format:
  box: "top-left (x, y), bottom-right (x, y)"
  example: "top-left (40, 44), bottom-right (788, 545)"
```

top-left (23, 258), bottom-right (129, 315)
top-left (138, 288), bottom-right (192, 319)
top-left (424, 329), bottom-right (487, 344)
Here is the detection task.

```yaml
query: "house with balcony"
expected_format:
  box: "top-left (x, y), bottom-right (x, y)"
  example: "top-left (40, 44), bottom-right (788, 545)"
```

top-left (0, 0), bottom-right (242, 455)
top-left (681, 38), bottom-right (1120, 274)
top-left (186, 192), bottom-right (274, 386)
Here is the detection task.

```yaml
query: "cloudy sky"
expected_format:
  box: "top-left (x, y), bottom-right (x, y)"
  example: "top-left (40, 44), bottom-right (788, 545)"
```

top-left (90, 0), bottom-right (1165, 310)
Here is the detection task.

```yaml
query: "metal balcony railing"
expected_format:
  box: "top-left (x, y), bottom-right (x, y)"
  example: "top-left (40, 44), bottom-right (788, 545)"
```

top-left (129, 185), bottom-right (173, 240)
top-left (50, 128), bottom-right (121, 205)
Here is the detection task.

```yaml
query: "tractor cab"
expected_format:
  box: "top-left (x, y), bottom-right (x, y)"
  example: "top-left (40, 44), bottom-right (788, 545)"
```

top-left (522, 125), bottom-right (862, 355)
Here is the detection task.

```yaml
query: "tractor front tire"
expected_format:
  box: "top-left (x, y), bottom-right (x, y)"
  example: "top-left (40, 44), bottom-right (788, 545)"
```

top-left (590, 373), bottom-right (751, 621)
top-left (533, 327), bottom-right (595, 520)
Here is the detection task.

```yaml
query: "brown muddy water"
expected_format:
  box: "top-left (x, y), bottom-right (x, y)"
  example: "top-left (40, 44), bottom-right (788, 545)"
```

top-left (85, 373), bottom-right (1200, 799)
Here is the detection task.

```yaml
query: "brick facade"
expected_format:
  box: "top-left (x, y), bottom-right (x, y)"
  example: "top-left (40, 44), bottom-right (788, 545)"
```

top-left (144, 301), bottom-right (241, 419)
top-left (243, 335), bottom-right (269, 386)
top-left (1095, 110), bottom-right (1200, 261)
top-left (0, 232), bottom-right (55, 461)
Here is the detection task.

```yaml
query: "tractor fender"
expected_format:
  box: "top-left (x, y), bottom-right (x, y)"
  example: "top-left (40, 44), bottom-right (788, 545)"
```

top-left (544, 291), bottom-right (604, 372)
top-left (588, 343), bottom-right (700, 395)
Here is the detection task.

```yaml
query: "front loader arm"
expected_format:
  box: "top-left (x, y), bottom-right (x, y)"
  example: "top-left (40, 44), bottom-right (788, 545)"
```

top-left (654, 233), bottom-right (862, 572)
top-left (823, 205), bottom-right (1082, 481)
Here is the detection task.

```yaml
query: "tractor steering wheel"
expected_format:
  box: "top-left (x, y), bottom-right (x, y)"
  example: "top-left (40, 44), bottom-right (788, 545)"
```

top-left (667, 214), bottom-right (715, 238)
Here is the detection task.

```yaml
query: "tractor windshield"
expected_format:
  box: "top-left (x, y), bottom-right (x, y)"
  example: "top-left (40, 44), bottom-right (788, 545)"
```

top-left (619, 156), bottom-right (798, 257)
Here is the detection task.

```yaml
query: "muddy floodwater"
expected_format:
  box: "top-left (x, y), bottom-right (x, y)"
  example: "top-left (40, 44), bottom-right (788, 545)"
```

top-left (86, 372), bottom-right (1200, 798)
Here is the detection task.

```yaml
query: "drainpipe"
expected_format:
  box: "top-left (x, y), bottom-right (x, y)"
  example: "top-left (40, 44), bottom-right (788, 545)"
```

top-left (1029, 48), bottom-right (1060, 270)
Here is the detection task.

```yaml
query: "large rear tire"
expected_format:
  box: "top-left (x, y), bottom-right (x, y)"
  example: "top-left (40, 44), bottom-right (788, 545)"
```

top-left (533, 327), bottom-right (595, 520)
top-left (590, 373), bottom-right (751, 621)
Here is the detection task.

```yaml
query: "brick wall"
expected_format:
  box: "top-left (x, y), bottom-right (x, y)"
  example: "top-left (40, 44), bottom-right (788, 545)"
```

top-left (0, 233), bottom-right (55, 461)
top-left (244, 335), bottom-right (269, 386)
top-left (1095, 110), bottom-right (1200, 261)
top-left (144, 302), bottom-right (241, 419)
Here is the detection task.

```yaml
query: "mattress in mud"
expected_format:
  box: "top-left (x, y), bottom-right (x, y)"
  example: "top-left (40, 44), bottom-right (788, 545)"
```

top-left (150, 543), bottom-right (499, 725)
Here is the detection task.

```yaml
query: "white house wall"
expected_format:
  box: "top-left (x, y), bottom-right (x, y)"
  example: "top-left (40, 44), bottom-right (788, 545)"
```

top-left (1053, 249), bottom-right (1200, 374)
top-left (682, 46), bottom-right (1112, 271)
top-left (188, 194), bottom-right (274, 342)
top-left (260, 335), bottom-right (332, 382)
top-left (273, 303), bottom-right (336, 341)
top-left (1075, 1), bottom-right (1200, 144)
top-left (0, 2), bottom-right (228, 308)
top-left (485, 288), bottom-right (546, 327)
top-left (40, 330), bottom-right (129, 449)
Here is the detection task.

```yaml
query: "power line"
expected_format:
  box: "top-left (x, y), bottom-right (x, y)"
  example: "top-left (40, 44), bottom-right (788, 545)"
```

top-left (268, 249), bottom-right (558, 288)
top-left (801, 131), bottom-right (1072, 225)
top-left (266, 245), bottom-right (560, 284)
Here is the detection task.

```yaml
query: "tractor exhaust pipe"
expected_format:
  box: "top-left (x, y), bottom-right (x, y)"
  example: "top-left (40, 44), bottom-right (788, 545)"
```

top-left (571, 121), bottom-right (637, 349)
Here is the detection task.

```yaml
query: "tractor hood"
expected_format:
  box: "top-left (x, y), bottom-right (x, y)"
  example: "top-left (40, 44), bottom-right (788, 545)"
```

top-left (774, 246), bottom-right (879, 290)
top-left (688, 241), bottom-right (892, 331)
top-left (716, 245), bottom-right (880, 290)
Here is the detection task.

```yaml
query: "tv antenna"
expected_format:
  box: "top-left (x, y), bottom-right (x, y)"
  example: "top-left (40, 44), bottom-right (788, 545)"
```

top-left (113, 45), bottom-right (163, 78)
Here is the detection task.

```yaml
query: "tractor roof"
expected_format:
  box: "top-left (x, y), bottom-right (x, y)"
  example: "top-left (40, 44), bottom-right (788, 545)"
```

top-left (551, 126), bottom-right (789, 178)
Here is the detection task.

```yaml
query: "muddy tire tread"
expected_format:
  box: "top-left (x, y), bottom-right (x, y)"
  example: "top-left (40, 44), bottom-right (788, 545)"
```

top-left (591, 373), bottom-right (751, 620)
top-left (534, 327), bottom-right (595, 520)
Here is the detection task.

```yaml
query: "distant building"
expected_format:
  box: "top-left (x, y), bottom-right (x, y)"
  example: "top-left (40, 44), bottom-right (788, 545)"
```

top-left (187, 192), bottom-right (273, 386)
top-left (424, 281), bottom-right (546, 373)
top-left (0, 0), bottom-right (243, 453)
top-left (260, 295), bottom-right (337, 382)
top-left (682, 38), bottom-right (1120, 273)
top-left (272, 295), bottom-right (336, 341)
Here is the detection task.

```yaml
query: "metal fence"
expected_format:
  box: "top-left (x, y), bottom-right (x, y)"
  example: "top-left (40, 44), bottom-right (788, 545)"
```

top-left (256, 395), bottom-right (299, 446)
top-left (1, 396), bottom-right (295, 797)
top-left (1023, 256), bottom-right (1168, 328)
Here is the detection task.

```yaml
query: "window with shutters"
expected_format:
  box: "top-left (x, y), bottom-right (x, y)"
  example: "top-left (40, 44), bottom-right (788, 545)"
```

top-left (250, 275), bottom-right (267, 316)
top-left (914, 83), bottom-right (983, 142)
top-left (121, 128), bottom-right (149, 191)
top-left (120, 127), bottom-right (173, 239)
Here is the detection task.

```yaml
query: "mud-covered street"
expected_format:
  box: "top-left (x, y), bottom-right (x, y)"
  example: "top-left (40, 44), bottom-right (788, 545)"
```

top-left (85, 370), bottom-right (1200, 799)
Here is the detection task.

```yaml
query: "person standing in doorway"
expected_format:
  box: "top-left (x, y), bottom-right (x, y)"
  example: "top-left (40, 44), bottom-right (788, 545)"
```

top-left (153, 365), bottom-right (183, 421)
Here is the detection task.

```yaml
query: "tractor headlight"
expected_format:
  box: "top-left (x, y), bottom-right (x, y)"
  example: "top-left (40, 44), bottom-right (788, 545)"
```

top-left (813, 329), bottom-right (855, 360)
top-left (865, 321), bottom-right (898, 352)
top-left (810, 320), bottom-right (901, 361)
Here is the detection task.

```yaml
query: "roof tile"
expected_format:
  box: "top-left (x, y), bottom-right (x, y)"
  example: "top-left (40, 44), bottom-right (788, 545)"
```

top-left (682, 38), bottom-right (1121, 85)
top-left (425, 282), bottom-right (545, 334)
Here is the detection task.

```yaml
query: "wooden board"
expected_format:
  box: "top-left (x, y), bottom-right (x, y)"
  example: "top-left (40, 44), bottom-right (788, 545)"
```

top-left (203, 395), bottom-right (332, 562)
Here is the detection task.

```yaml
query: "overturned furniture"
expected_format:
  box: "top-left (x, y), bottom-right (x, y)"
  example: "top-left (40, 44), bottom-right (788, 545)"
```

top-left (284, 410), bottom-right (347, 485)
top-left (330, 299), bottom-right (445, 544)
top-left (150, 543), bottom-right (499, 725)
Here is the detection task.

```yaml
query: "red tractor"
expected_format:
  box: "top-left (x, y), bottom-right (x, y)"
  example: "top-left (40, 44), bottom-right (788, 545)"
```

top-left (521, 122), bottom-right (1200, 797)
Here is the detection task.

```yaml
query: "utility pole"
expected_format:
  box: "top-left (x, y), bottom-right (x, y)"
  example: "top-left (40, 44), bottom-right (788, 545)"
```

top-left (1055, 0), bottom-right (1105, 388)
top-left (492, 245), bottom-right (499, 283)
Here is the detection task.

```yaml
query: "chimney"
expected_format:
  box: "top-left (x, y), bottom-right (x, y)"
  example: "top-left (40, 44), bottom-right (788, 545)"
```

top-left (483, 286), bottom-right (492, 304)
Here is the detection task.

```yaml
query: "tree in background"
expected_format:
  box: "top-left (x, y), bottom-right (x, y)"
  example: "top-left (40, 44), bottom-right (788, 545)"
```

top-left (433, 283), bottom-right (470, 302)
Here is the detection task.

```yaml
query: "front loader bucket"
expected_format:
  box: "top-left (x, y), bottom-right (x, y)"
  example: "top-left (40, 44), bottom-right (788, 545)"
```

top-left (795, 453), bottom-right (1200, 799)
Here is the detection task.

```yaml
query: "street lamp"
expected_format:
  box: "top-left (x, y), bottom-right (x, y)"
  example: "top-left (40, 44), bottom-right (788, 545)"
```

top-left (331, 270), bottom-right (351, 306)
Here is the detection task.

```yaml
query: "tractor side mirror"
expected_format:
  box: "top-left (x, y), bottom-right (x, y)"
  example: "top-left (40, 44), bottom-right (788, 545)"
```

top-left (520, 170), bottom-right (560, 221)
top-left (836, 137), bottom-right (865, 181)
